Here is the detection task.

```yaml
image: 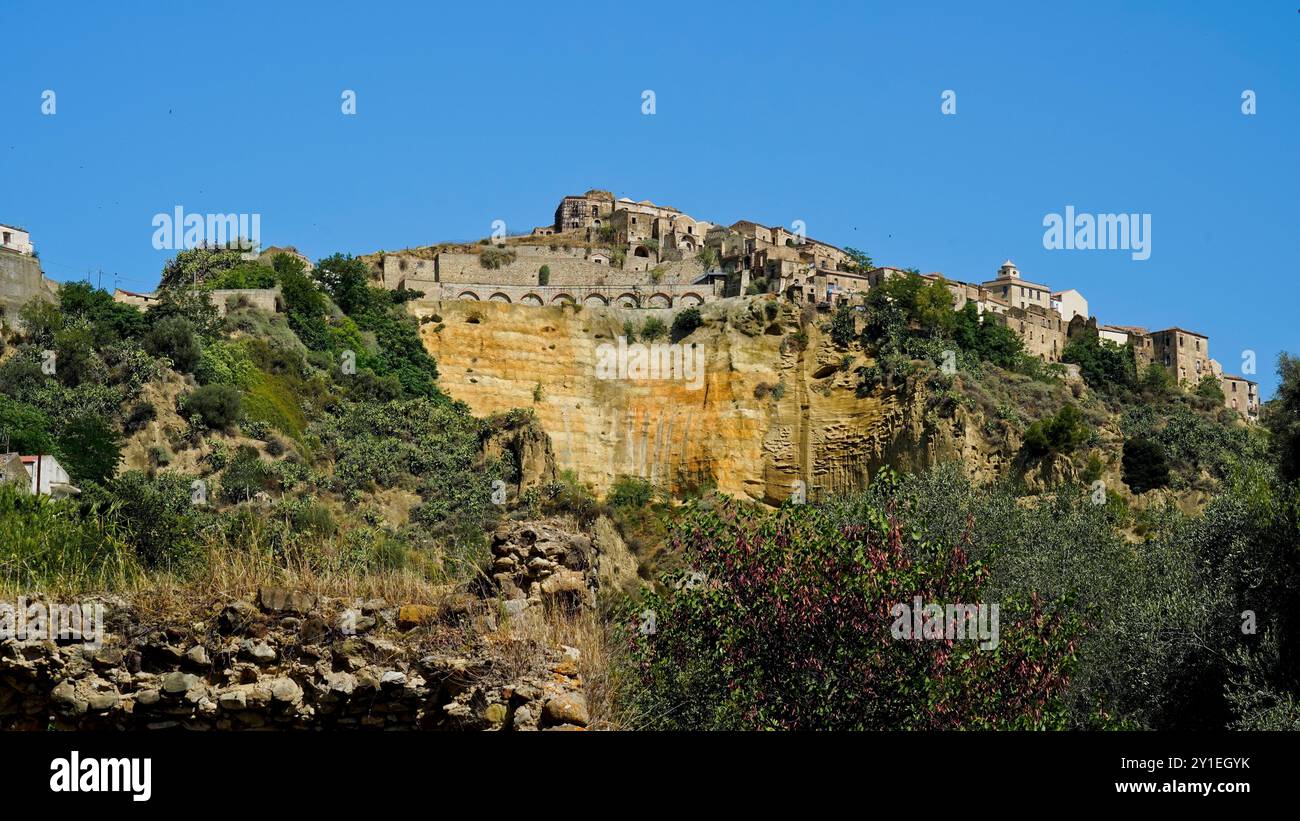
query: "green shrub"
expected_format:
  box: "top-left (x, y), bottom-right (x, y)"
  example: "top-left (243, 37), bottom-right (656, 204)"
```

top-left (95, 471), bottom-right (206, 570)
top-left (144, 315), bottom-right (201, 372)
top-left (1022, 403), bottom-right (1089, 458)
top-left (640, 316), bottom-right (667, 342)
top-left (1122, 437), bottom-right (1170, 493)
top-left (620, 496), bottom-right (1081, 730)
top-left (1195, 374), bottom-right (1225, 403)
top-left (670, 307), bottom-right (703, 342)
top-left (607, 475), bottom-right (655, 508)
top-left (828, 304), bottom-right (855, 347)
top-left (55, 415), bottom-right (122, 486)
top-left (184, 383), bottom-right (242, 430)
top-left (221, 445), bottom-right (270, 503)
top-left (479, 247), bottom-right (516, 270)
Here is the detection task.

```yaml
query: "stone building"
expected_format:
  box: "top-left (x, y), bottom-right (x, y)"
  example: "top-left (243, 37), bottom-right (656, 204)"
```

top-left (988, 303), bottom-right (1068, 362)
top-left (111, 287), bottom-right (283, 318)
top-left (552, 190), bottom-right (618, 233)
top-left (981, 260), bottom-right (1052, 312)
top-left (1097, 325), bottom-right (1155, 370)
top-left (1220, 374), bottom-right (1259, 422)
top-left (1152, 326), bottom-right (1211, 386)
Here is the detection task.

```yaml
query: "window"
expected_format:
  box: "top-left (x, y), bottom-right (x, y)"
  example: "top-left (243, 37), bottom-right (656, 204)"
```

top-left (2, 232), bottom-right (9, 244)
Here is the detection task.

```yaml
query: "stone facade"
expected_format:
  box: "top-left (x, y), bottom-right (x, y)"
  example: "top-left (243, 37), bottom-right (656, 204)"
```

top-left (111, 287), bottom-right (282, 317)
top-left (1221, 374), bottom-right (1259, 422)
top-left (0, 246), bottom-right (56, 328)
top-left (981, 260), bottom-right (1052, 312)
top-left (1152, 327), bottom-right (1211, 386)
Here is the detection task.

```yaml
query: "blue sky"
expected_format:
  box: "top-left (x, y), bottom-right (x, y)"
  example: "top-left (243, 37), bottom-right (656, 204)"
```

top-left (1, 1), bottom-right (1295, 395)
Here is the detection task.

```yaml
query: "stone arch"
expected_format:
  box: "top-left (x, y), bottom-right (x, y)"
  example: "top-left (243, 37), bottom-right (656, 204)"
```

top-left (583, 293), bottom-right (608, 307)
top-left (550, 293), bottom-right (576, 305)
top-left (633, 245), bottom-right (650, 257)
top-left (679, 237), bottom-right (696, 251)
top-left (647, 293), bottom-right (672, 308)
top-left (520, 293), bottom-right (544, 306)
top-left (489, 292), bottom-right (512, 303)
top-left (457, 290), bottom-right (482, 301)
top-left (615, 292), bottom-right (640, 308)
top-left (679, 292), bottom-right (704, 307)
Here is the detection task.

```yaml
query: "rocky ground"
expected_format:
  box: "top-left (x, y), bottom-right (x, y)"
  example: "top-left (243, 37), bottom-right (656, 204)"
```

top-left (0, 517), bottom-right (626, 731)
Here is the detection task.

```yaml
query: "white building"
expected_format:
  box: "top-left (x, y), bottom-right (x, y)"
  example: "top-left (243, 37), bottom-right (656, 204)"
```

top-left (0, 224), bottom-right (34, 256)
top-left (1051, 288), bottom-right (1088, 322)
top-left (0, 453), bottom-right (79, 497)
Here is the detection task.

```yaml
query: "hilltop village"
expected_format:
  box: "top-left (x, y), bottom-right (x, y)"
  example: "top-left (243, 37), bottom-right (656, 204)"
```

top-left (369, 190), bottom-right (1260, 422)
top-left (0, 191), bottom-right (1260, 424)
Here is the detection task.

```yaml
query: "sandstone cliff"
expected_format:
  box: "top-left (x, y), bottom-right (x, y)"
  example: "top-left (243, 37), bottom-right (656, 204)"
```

top-left (414, 296), bottom-right (1077, 504)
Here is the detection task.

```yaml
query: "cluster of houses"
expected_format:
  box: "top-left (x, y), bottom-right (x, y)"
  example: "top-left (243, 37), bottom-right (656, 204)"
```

top-left (524, 193), bottom-right (1259, 422)
top-left (817, 259), bottom-right (1258, 422)
top-left (3, 202), bottom-right (1263, 424)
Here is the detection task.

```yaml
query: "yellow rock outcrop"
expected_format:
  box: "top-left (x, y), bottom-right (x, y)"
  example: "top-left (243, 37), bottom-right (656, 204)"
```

top-left (415, 296), bottom-right (940, 504)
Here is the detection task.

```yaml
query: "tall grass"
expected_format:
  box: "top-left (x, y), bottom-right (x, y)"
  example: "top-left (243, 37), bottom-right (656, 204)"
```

top-left (0, 485), bottom-right (141, 596)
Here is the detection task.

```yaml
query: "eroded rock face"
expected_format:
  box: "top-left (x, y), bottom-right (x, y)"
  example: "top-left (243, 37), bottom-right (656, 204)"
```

top-left (0, 586), bottom-right (589, 732)
top-left (416, 297), bottom-right (1030, 505)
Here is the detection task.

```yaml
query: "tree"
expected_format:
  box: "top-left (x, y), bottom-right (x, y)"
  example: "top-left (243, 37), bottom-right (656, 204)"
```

top-left (159, 245), bottom-right (244, 289)
top-left (844, 247), bottom-right (873, 272)
top-left (1121, 437), bottom-right (1169, 493)
top-left (56, 415), bottom-right (122, 485)
top-left (17, 297), bottom-right (62, 347)
top-left (538, 265), bottom-right (551, 286)
top-left (1195, 374), bottom-right (1225, 403)
top-left (1139, 362), bottom-right (1178, 399)
top-left (314, 253), bottom-right (372, 315)
top-left (1061, 328), bottom-right (1136, 392)
top-left (273, 253), bottom-right (331, 350)
top-left (828, 304), bottom-right (856, 348)
top-left (146, 287), bottom-right (220, 338)
top-left (1265, 353), bottom-right (1300, 483)
top-left (144, 315), bottom-right (201, 373)
top-left (221, 445), bottom-right (269, 502)
top-left (0, 395), bottom-right (54, 454)
top-left (57, 281), bottom-right (147, 344)
top-left (952, 301), bottom-right (1025, 369)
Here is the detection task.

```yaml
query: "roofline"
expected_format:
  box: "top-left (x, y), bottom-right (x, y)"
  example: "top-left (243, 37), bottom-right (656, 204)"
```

top-left (1153, 326), bottom-right (1208, 338)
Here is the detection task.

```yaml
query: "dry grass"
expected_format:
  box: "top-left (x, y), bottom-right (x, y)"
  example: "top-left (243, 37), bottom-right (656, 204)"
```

top-left (492, 600), bottom-right (624, 729)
